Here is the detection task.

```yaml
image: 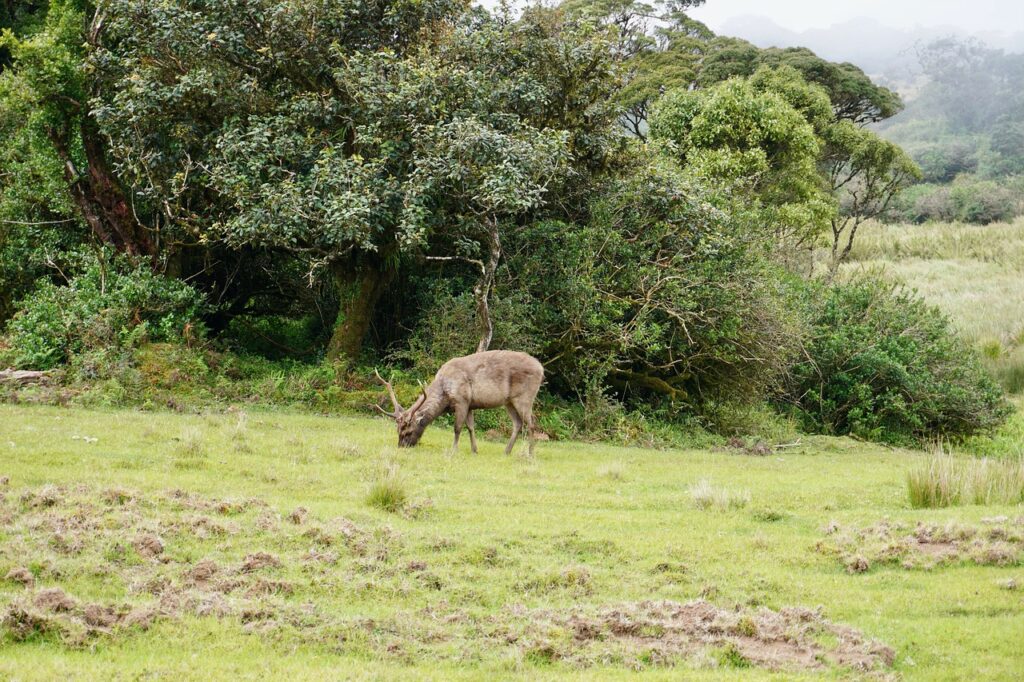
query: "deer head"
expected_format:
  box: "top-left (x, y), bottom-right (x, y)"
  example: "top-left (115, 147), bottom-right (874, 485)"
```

top-left (374, 370), bottom-right (429, 447)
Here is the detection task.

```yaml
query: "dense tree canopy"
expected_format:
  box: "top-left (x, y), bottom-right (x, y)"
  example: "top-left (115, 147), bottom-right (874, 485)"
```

top-left (0, 0), bottom-right (1005, 444)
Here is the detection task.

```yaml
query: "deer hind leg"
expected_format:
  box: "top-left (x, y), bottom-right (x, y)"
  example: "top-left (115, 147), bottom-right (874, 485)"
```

top-left (466, 410), bottom-right (478, 454)
top-left (512, 396), bottom-right (537, 456)
top-left (504, 403), bottom-right (523, 455)
top-left (452, 403), bottom-right (469, 453)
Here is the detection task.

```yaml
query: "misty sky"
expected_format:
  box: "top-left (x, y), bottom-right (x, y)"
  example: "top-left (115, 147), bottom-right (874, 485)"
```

top-left (689, 0), bottom-right (1024, 34)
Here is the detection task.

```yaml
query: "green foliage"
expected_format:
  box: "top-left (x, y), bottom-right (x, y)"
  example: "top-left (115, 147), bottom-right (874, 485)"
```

top-left (90, 0), bottom-right (621, 359)
top-left (878, 38), bottom-right (1024, 184)
top-left (785, 277), bottom-right (1011, 444)
top-left (505, 155), bottom-right (801, 406)
top-left (559, 0), bottom-right (710, 139)
top-left (0, 1), bottom-right (91, 321)
top-left (4, 255), bottom-right (206, 370)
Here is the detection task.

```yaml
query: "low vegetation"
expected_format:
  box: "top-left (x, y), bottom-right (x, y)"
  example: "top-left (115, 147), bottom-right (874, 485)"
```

top-left (688, 479), bottom-right (751, 511)
top-left (364, 460), bottom-right (410, 514)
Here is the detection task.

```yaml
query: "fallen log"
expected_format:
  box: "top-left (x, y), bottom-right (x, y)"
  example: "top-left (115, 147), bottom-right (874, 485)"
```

top-left (0, 369), bottom-right (52, 385)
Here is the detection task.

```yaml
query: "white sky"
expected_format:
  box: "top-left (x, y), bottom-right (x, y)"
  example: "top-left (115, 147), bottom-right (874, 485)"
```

top-left (689, 0), bottom-right (1024, 34)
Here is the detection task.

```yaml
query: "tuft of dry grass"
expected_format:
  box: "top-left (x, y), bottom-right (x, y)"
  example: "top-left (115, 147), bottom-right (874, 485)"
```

top-left (365, 459), bottom-right (409, 513)
top-left (173, 427), bottom-right (207, 469)
top-left (908, 447), bottom-right (1024, 508)
top-left (689, 479), bottom-right (751, 511)
top-left (596, 460), bottom-right (626, 481)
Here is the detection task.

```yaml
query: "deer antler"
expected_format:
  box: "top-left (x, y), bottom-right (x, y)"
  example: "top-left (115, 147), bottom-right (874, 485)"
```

top-left (407, 382), bottom-right (429, 418)
top-left (374, 369), bottom-right (402, 414)
top-left (371, 402), bottom-right (396, 419)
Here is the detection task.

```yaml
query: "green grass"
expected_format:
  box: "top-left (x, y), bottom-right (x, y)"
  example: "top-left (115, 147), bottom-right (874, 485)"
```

top-left (0, 403), bottom-right (1022, 680)
top-left (840, 218), bottom-right (1024, 392)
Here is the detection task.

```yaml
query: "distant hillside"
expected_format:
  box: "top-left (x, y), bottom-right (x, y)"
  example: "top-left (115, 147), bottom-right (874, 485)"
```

top-left (718, 15), bottom-right (1024, 87)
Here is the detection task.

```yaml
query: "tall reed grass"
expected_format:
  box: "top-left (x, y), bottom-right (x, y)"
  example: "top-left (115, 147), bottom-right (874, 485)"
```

top-left (907, 445), bottom-right (1024, 508)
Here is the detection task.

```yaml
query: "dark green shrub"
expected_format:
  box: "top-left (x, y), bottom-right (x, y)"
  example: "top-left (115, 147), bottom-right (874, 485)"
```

top-left (915, 143), bottom-right (978, 183)
top-left (4, 256), bottom-right (206, 369)
top-left (886, 177), bottom-right (1021, 225)
top-left (948, 179), bottom-right (1018, 224)
top-left (502, 157), bottom-right (802, 409)
top-left (783, 277), bottom-right (1010, 445)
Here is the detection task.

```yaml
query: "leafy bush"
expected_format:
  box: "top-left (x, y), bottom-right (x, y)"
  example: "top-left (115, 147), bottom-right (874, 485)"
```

top-left (784, 277), bottom-right (1011, 444)
top-left (915, 142), bottom-right (978, 183)
top-left (4, 257), bottom-right (206, 370)
top-left (948, 180), bottom-right (1018, 224)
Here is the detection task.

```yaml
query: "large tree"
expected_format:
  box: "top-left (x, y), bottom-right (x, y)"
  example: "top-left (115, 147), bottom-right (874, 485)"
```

top-left (91, 0), bottom-right (621, 361)
top-left (561, 0), bottom-right (708, 140)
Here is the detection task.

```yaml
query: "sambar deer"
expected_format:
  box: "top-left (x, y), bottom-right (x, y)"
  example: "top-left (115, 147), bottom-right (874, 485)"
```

top-left (375, 351), bottom-right (544, 455)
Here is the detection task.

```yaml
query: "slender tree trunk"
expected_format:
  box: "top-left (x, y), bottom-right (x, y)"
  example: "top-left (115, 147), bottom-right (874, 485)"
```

top-left (474, 220), bottom-right (501, 353)
top-left (326, 260), bottom-right (390, 362)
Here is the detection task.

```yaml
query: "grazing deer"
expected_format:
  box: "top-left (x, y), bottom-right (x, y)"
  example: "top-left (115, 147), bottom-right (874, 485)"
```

top-left (375, 351), bottom-right (544, 455)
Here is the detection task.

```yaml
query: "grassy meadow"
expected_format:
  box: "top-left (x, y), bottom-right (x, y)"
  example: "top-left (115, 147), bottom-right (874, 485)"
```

top-left (1, 403), bottom-right (1022, 680)
top-left (840, 217), bottom-right (1024, 393)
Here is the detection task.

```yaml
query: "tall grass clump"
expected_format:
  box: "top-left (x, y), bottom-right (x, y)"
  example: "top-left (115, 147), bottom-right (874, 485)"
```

top-left (689, 479), bottom-right (751, 511)
top-left (365, 459), bottom-right (408, 513)
top-left (985, 343), bottom-right (1024, 395)
top-left (908, 448), bottom-right (1024, 508)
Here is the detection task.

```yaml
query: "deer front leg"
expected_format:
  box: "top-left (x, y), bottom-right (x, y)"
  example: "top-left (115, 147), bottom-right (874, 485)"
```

top-left (452, 403), bottom-right (469, 453)
top-left (466, 411), bottom-right (478, 454)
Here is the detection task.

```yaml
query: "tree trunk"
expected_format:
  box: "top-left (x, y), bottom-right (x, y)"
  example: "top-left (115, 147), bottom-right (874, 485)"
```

top-left (79, 117), bottom-right (156, 257)
top-left (326, 260), bottom-right (389, 363)
top-left (48, 120), bottom-right (156, 260)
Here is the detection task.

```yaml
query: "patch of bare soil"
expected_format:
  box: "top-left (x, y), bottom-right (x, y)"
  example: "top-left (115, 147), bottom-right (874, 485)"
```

top-left (240, 552), bottom-right (282, 573)
top-left (502, 600), bottom-right (894, 672)
top-left (132, 533), bottom-right (164, 558)
top-left (724, 437), bottom-right (774, 457)
top-left (819, 521), bottom-right (1024, 570)
top-left (183, 559), bottom-right (220, 585)
top-left (21, 484), bottom-right (64, 508)
top-left (1, 483), bottom-right (322, 647)
top-left (163, 489), bottom-right (266, 515)
top-left (34, 588), bottom-right (77, 613)
top-left (3, 587), bottom-right (162, 645)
